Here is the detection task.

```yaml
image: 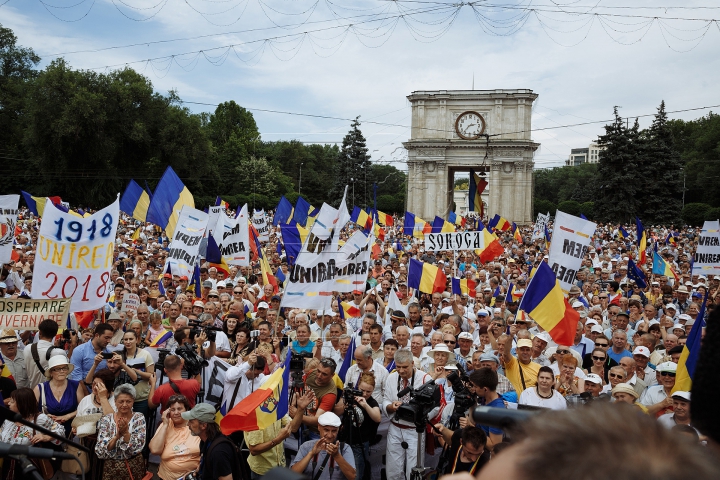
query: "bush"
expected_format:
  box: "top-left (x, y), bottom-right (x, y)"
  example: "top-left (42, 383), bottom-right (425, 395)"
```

top-left (705, 207), bottom-right (720, 222)
top-left (682, 203), bottom-right (711, 226)
top-left (534, 199), bottom-right (556, 217)
top-left (557, 200), bottom-right (581, 217)
top-left (580, 201), bottom-right (594, 219)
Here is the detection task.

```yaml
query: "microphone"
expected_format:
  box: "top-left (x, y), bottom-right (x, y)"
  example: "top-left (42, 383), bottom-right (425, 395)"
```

top-left (0, 443), bottom-right (76, 460)
top-left (471, 406), bottom-right (540, 430)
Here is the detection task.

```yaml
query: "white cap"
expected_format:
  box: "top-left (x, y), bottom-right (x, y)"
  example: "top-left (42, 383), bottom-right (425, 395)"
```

top-left (585, 374), bottom-right (603, 385)
top-left (590, 325), bottom-right (604, 334)
top-left (665, 304), bottom-right (677, 311)
top-left (672, 391), bottom-right (691, 402)
top-left (477, 308), bottom-right (489, 317)
top-left (257, 302), bottom-right (269, 309)
top-left (585, 319), bottom-right (598, 327)
top-left (648, 319), bottom-right (660, 327)
top-left (657, 361), bottom-right (678, 373)
top-left (535, 331), bottom-right (552, 344)
top-left (632, 346), bottom-right (650, 358)
top-left (572, 301), bottom-right (584, 308)
top-left (318, 412), bottom-right (342, 427)
top-left (458, 332), bottom-right (473, 341)
top-left (678, 314), bottom-right (691, 322)
top-left (493, 308), bottom-right (502, 315)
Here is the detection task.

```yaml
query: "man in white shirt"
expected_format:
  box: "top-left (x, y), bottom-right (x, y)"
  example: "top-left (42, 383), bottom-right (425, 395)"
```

top-left (640, 361), bottom-right (677, 417)
top-left (222, 353), bottom-right (267, 412)
top-left (24, 320), bottom-right (66, 387)
top-left (632, 346), bottom-right (657, 386)
top-left (343, 345), bottom-right (388, 407)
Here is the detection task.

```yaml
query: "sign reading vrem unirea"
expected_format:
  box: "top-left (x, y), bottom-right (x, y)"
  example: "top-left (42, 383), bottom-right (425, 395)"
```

top-left (33, 198), bottom-right (120, 312)
top-left (167, 206), bottom-right (209, 279)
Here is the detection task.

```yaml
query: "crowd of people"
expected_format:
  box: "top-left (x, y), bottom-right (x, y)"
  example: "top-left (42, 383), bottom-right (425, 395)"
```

top-left (0, 206), bottom-right (716, 480)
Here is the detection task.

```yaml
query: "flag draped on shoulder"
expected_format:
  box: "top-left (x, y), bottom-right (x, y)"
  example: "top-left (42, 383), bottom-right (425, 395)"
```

top-left (673, 293), bottom-right (707, 393)
top-left (221, 353), bottom-right (291, 433)
top-left (146, 166), bottom-right (194, 238)
top-left (518, 261), bottom-right (580, 346)
top-left (120, 180), bottom-right (152, 222)
top-left (408, 258), bottom-right (446, 294)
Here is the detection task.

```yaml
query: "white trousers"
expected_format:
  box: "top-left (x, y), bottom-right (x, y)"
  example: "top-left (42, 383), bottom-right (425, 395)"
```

top-left (385, 424), bottom-right (425, 480)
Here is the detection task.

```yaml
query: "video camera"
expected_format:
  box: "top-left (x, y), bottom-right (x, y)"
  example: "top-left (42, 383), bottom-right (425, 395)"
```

top-left (446, 370), bottom-right (475, 419)
top-left (289, 351), bottom-right (313, 390)
top-left (188, 320), bottom-right (221, 343)
top-left (343, 383), bottom-right (363, 406)
top-left (175, 343), bottom-right (208, 377)
top-left (394, 380), bottom-right (441, 431)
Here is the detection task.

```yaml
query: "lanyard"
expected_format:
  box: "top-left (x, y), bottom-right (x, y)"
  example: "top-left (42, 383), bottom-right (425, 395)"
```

top-left (450, 446), bottom-right (481, 474)
top-left (397, 370), bottom-right (416, 399)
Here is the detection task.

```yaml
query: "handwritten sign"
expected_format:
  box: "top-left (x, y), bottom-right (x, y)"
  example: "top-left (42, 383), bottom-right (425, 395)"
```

top-left (0, 195), bottom-right (19, 265)
top-left (167, 206), bottom-right (208, 279)
top-left (547, 210), bottom-right (597, 292)
top-left (212, 204), bottom-right (250, 266)
top-left (33, 198), bottom-right (119, 313)
top-left (0, 298), bottom-right (73, 330)
top-left (693, 220), bottom-right (720, 275)
top-left (122, 293), bottom-right (141, 313)
top-left (252, 209), bottom-right (269, 242)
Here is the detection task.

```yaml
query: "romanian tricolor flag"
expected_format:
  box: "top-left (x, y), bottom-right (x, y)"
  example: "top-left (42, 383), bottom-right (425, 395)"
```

top-left (350, 207), bottom-right (372, 230)
top-left (448, 211), bottom-right (466, 227)
top-left (20, 191), bottom-right (63, 217)
top-left (337, 336), bottom-right (356, 383)
top-left (636, 217), bottom-right (647, 264)
top-left (451, 277), bottom-right (477, 296)
top-left (149, 329), bottom-right (173, 348)
top-left (513, 223), bottom-right (522, 243)
top-left (293, 196), bottom-right (313, 227)
top-left (519, 261), bottom-right (580, 346)
top-left (339, 298), bottom-right (362, 319)
top-left (403, 212), bottom-right (431, 239)
top-left (489, 214), bottom-right (512, 232)
top-left (618, 226), bottom-right (629, 240)
top-left (665, 232), bottom-right (678, 245)
top-left (373, 223), bottom-right (385, 242)
top-left (120, 180), bottom-right (152, 222)
top-left (259, 251), bottom-right (279, 294)
top-left (221, 352), bottom-right (291, 433)
top-left (651, 251), bottom-right (679, 282)
top-left (544, 224), bottom-right (551, 249)
top-left (215, 196), bottom-right (230, 210)
top-left (490, 286), bottom-right (501, 306)
top-left (469, 170), bottom-right (487, 213)
top-left (474, 228), bottom-right (505, 263)
top-left (146, 166), bottom-right (194, 238)
top-left (408, 258), bottom-right (446, 294)
top-left (508, 282), bottom-right (523, 301)
top-left (280, 220), bottom-right (308, 266)
top-left (673, 293), bottom-right (706, 393)
top-left (376, 211), bottom-right (394, 226)
top-left (432, 216), bottom-right (455, 233)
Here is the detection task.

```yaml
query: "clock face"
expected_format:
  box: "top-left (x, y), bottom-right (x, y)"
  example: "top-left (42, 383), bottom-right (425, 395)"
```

top-left (455, 111), bottom-right (486, 140)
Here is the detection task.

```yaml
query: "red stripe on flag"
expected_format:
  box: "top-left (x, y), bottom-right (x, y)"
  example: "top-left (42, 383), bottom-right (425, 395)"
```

top-left (548, 297), bottom-right (580, 346)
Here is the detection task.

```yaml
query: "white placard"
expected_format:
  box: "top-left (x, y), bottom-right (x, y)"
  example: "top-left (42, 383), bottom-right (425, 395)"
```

top-left (214, 204), bottom-right (250, 266)
top-left (33, 198), bottom-right (120, 312)
top-left (425, 231), bottom-right (486, 251)
top-left (693, 220), bottom-right (720, 275)
top-left (0, 195), bottom-right (19, 264)
top-left (167, 206), bottom-right (209, 279)
top-left (532, 212), bottom-right (550, 240)
top-left (122, 293), bottom-right (140, 313)
top-left (252, 209), bottom-right (269, 242)
top-left (547, 210), bottom-right (597, 292)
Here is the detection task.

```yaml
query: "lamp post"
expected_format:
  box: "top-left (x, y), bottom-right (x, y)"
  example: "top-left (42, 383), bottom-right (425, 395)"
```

top-left (299, 163), bottom-right (303, 196)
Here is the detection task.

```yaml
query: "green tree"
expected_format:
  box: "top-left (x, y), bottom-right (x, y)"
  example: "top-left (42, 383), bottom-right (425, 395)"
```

top-left (682, 203), bottom-right (711, 226)
top-left (641, 101), bottom-right (683, 223)
top-left (557, 200), bottom-right (581, 216)
top-left (534, 199), bottom-right (555, 217)
top-left (594, 107), bottom-right (640, 223)
top-left (330, 117), bottom-right (372, 207)
top-left (0, 24), bottom-right (40, 195)
top-left (371, 164), bottom-right (406, 212)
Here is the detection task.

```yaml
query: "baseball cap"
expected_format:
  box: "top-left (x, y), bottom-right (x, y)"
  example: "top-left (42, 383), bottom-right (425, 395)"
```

top-left (585, 374), bottom-right (602, 385)
top-left (671, 391), bottom-right (691, 402)
top-left (458, 332), bottom-right (473, 341)
top-left (535, 331), bottom-right (552, 344)
top-left (632, 346), bottom-right (650, 358)
top-left (257, 302), bottom-right (269, 309)
top-left (517, 339), bottom-right (533, 349)
top-left (585, 319), bottom-right (598, 327)
top-left (479, 353), bottom-right (500, 364)
top-left (656, 361), bottom-right (678, 373)
top-left (193, 301), bottom-right (204, 308)
top-left (590, 325), bottom-right (604, 334)
top-left (318, 412), bottom-right (342, 427)
top-left (181, 403), bottom-right (217, 423)
top-left (571, 301), bottom-right (584, 308)
top-left (202, 280), bottom-right (213, 288)
top-left (476, 309), bottom-right (489, 317)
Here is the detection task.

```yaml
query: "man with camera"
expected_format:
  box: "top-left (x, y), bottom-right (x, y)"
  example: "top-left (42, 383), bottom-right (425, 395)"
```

top-left (382, 349), bottom-right (432, 480)
top-left (432, 424), bottom-right (490, 475)
top-left (290, 412), bottom-right (356, 480)
top-left (148, 354), bottom-right (201, 412)
top-left (291, 357), bottom-right (339, 440)
top-left (69, 323), bottom-right (114, 382)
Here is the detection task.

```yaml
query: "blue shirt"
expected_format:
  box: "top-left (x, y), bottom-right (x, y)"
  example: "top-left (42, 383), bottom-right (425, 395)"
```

top-left (607, 348), bottom-right (632, 364)
top-left (69, 341), bottom-right (109, 381)
top-left (476, 396), bottom-right (506, 437)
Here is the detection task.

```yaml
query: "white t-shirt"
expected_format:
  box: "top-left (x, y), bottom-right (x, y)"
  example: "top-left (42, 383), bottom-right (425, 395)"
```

top-left (77, 394), bottom-right (117, 416)
top-left (203, 331), bottom-right (231, 352)
top-left (519, 387), bottom-right (568, 410)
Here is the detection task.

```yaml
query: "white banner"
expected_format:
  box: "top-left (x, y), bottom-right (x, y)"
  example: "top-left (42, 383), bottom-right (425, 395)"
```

top-left (207, 205), bottom-right (224, 233)
top-left (300, 203), bottom-right (339, 257)
top-left (0, 195), bottom-right (19, 264)
top-left (33, 198), bottom-right (120, 312)
top-left (547, 210), bottom-right (597, 292)
top-left (252, 209), bottom-right (269, 242)
top-left (693, 220), bottom-right (720, 275)
top-left (201, 356), bottom-right (232, 408)
top-left (213, 204), bottom-right (250, 266)
top-left (532, 212), bottom-right (550, 240)
top-left (425, 231), bottom-right (486, 251)
top-left (121, 293), bottom-right (140, 314)
top-left (167, 206), bottom-right (209, 279)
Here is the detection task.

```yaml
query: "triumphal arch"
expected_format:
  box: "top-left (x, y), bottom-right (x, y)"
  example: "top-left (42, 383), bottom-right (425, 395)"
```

top-left (404, 89), bottom-right (540, 224)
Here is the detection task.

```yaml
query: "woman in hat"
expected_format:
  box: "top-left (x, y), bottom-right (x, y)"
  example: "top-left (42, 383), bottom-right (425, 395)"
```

top-left (95, 383), bottom-right (148, 480)
top-left (1, 388), bottom-right (65, 478)
top-left (611, 383), bottom-right (648, 414)
top-left (149, 394), bottom-right (201, 480)
top-left (426, 343), bottom-right (453, 380)
top-left (33, 355), bottom-right (86, 437)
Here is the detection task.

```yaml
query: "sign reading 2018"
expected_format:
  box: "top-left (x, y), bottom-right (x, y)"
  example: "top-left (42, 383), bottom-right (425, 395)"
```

top-left (33, 198), bottom-right (120, 313)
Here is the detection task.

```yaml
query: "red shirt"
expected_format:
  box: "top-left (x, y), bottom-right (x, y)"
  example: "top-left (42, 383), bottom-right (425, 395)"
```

top-left (151, 379), bottom-right (201, 412)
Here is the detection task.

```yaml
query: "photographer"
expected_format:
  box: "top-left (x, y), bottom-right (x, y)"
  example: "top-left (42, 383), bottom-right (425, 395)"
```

top-left (148, 355), bottom-right (201, 412)
top-left (382, 349), bottom-right (432, 480)
top-left (344, 372), bottom-right (381, 480)
top-left (197, 312), bottom-right (230, 358)
top-left (432, 424), bottom-right (489, 475)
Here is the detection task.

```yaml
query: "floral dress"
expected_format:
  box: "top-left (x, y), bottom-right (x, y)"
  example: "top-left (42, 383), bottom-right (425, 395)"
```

top-left (95, 412), bottom-right (147, 480)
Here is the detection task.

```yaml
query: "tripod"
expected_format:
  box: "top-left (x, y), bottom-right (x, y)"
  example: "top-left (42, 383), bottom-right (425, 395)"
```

top-left (409, 423), bottom-right (429, 480)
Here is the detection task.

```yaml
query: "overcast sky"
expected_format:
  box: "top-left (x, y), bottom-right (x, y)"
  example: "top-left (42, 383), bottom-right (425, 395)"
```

top-left (3, 0), bottom-right (719, 177)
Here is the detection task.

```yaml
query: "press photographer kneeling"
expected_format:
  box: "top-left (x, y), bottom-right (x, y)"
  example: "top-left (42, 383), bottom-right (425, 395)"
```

top-left (432, 424), bottom-right (490, 475)
top-left (340, 372), bottom-right (381, 480)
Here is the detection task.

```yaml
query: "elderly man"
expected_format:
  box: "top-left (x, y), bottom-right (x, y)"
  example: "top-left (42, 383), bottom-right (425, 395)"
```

top-left (657, 391), bottom-right (693, 430)
top-left (608, 330), bottom-right (633, 363)
top-left (455, 332), bottom-right (475, 364)
top-left (394, 325), bottom-right (411, 350)
top-left (410, 333), bottom-right (428, 370)
top-left (0, 329), bottom-right (28, 388)
top-left (640, 362), bottom-right (677, 417)
top-left (501, 336), bottom-right (539, 394)
top-left (183, 403), bottom-right (238, 480)
top-left (291, 358), bottom-right (339, 439)
top-left (632, 346), bottom-right (657, 386)
top-left (383, 349), bottom-right (432, 480)
top-left (477, 352), bottom-right (516, 399)
top-left (290, 412), bottom-right (356, 480)
top-left (618, 357), bottom-right (648, 397)
top-left (344, 345), bottom-right (388, 406)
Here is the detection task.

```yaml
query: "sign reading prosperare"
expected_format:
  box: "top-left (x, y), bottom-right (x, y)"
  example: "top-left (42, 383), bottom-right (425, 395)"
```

top-left (0, 298), bottom-right (72, 330)
top-left (33, 199), bottom-right (120, 313)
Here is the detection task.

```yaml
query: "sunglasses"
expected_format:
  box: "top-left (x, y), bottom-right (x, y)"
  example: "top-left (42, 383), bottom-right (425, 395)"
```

top-left (659, 371), bottom-right (676, 377)
top-left (609, 373), bottom-right (624, 379)
top-left (592, 356), bottom-right (606, 361)
top-left (444, 340), bottom-right (456, 345)
top-left (168, 394), bottom-right (187, 402)
top-left (557, 350), bottom-right (570, 355)
top-left (208, 295), bottom-right (219, 299)
top-left (595, 342), bottom-right (609, 347)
